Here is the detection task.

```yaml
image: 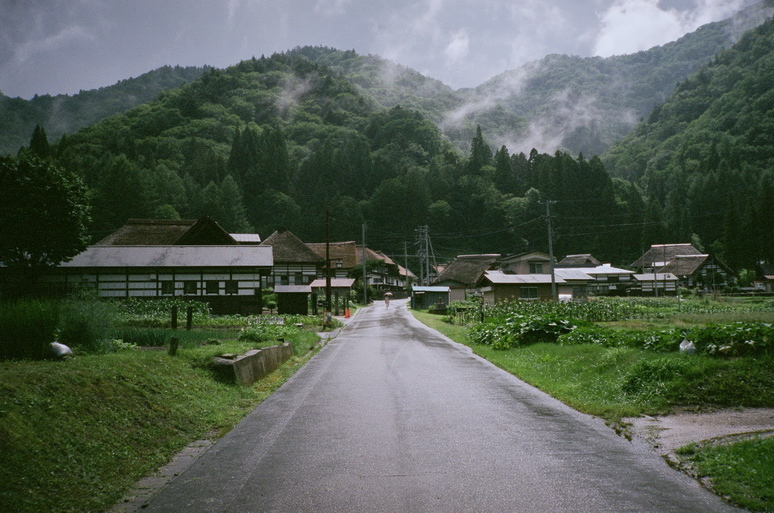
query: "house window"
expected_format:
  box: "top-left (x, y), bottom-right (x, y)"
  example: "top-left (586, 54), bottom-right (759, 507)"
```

top-left (206, 281), bottom-right (220, 294)
top-left (294, 272), bottom-right (304, 285)
top-left (280, 275), bottom-right (290, 286)
top-left (225, 281), bottom-right (238, 295)
top-left (161, 281), bottom-right (175, 295)
top-left (520, 287), bottom-right (538, 299)
top-left (529, 262), bottom-right (544, 274)
top-left (183, 281), bottom-right (197, 295)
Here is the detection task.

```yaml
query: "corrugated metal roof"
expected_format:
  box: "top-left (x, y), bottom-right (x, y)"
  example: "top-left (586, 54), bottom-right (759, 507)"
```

top-left (563, 264), bottom-right (634, 275)
top-left (412, 286), bottom-right (450, 292)
top-left (633, 273), bottom-right (678, 281)
top-left (231, 233), bottom-right (262, 243)
top-left (309, 278), bottom-right (356, 288)
top-left (274, 285), bottom-right (312, 293)
top-left (555, 269), bottom-right (593, 281)
top-left (483, 271), bottom-right (564, 284)
top-left (60, 245), bottom-right (273, 268)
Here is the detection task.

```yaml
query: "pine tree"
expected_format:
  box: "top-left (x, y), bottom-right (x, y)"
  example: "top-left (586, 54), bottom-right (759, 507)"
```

top-left (28, 125), bottom-right (49, 158)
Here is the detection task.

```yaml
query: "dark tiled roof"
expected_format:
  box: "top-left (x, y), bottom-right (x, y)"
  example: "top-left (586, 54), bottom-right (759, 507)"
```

top-left (433, 254), bottom-right (501, 286)
top-left (631, 244), bottom-right (702, 268)
top-left (260, 229), bottom-right (324, 264)
top-left (96, 218), bottom-right (236, 246)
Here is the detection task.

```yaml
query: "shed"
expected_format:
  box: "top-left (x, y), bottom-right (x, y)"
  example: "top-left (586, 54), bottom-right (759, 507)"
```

top-left (411, 286), bottom-right (451, 310)
top-left (274, 285), bottom-right (312, 315)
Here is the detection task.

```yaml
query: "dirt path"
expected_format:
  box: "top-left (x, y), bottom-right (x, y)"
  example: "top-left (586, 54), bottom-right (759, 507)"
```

top-left (624, 407), bottom-right (774, 458)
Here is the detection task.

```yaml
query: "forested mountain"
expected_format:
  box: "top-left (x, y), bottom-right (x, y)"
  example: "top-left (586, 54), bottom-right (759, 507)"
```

top-left (31, 52), bottom-right (645, 266)
top-left (602, 18), bottom-right (774, 270)
top-left (451, 0), bottom-right (774, 156)
top-left (8, 2), bottom-right (773, 273)
top-left (0, 65), bottom-right (208, 154)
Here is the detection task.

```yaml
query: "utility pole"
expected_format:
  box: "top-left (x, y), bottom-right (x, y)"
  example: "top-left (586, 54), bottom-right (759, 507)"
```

top-left (541, 200), bottom-right (558, 300)
top-left (416, 226), bottom-right (435, 285)
top-left (325, 211), bottom-right (332, 324)
top-left (362, 223), bottom-right (368, 305)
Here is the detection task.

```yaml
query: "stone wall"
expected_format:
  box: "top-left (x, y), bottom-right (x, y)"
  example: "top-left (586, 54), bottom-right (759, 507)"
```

top-left (212, 342), bottom-right (294, 385)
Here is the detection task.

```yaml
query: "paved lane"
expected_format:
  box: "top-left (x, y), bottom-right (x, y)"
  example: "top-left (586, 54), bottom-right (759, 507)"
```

top-left (142, 299), bottom-right (743, 512)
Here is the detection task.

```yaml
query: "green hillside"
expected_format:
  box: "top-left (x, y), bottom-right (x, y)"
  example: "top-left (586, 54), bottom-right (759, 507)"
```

top-left (603, 18), bottom-right (774, 269)
top-left (457, 1), bottom-right (774, 156)
top-left (0, 65), bottom-right (207, 155)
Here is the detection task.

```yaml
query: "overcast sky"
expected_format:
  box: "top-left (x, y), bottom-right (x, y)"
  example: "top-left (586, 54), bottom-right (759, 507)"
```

top-left (0, 0), bottom-right (755, 99)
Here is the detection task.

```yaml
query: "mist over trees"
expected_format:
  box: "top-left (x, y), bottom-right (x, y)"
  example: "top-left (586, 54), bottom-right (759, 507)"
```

top-left (3, 6), bottom-right (773, 275)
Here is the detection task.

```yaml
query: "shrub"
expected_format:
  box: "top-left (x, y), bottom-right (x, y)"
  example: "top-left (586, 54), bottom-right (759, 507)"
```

top-left (621, 357), bottom-right (695, 396)
top-left (58, 295), bottom-right (117, 353)
top-left (0, 299), bottom-right (59, 360)
top-left (469, 315), bottom-right (577, 349)
top-left (685, 322), bottom-right (772, 357)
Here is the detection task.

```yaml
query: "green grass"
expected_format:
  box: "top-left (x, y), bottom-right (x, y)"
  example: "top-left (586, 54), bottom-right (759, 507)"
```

top-left (677, 437), bottom-right (774, 512)
top-left (411, 310), bottom-right (774, 421)
top-left (0, 335), bottom-right (319, 513)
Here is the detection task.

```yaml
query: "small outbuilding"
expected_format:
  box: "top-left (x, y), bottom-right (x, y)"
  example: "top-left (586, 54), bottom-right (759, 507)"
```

top-left (411, 286), bottom-right (451, 310)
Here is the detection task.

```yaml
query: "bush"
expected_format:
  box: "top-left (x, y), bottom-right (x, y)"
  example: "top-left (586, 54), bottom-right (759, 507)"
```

top-left (58, 295), bottom-right (117, 353)
top-left (469, 315), bottom-right (577, 349)
top-left (686, 322), bottom-right (772, 357)
top-left (0, 299), bottom-right (59, 360)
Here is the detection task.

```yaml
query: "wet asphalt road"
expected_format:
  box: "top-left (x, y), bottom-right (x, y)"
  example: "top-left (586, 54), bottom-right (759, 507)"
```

top-left (141, 299), bottom-right (743, 512)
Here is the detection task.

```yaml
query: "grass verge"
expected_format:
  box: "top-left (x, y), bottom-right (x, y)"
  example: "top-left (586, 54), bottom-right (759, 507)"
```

top-left (0, 334), bottom-right (319, 513)
top-left (676, 437), bottom-right (774, 512)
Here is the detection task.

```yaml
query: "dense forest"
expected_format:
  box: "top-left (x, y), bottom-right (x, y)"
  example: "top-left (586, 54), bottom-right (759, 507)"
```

top-left (603, 17), bottom-right (774, 269)
top-left (5, 4), bottom-right (774, 274)
top-left (0, 66), bottom-right (207, 154)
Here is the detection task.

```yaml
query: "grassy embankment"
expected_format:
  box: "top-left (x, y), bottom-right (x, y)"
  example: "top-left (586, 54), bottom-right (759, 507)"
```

top-left (412, 297), bottom-right (774, 512)
top-left (0, 297), bottom-right (329, 513)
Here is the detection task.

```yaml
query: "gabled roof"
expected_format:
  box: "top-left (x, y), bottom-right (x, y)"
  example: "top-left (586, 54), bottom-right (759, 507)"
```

top-left (307, 241), bottom-right (360, 268)
top-left (566, 264), bottom-right (635, 276)
top-left (557, 254), bottom-right (602, 267)
top-left (433, 254), bottom-right (501, 286)
top-left (498, 251), bottom-right (550, 263)
top-left (480, 269), bottom-right (593, 285)
top-left (59, 245), bottom-right (273, 268)
top-left (631, 244), bottom-right (702, 269)
top-left (231, 233), bottom-right (261, 244)
top-left (658, 254), bottom-right (732, 277)
top-left (310, 278), bottom-right (356, 289)
top-left (96, 218), bottom-right (237, 246)
top-left (260, 229), bottom-right (324, 264)
top-left (306, 242), bottom-right (398, 270)
top-left (633, 273), bottom-right (678, 282)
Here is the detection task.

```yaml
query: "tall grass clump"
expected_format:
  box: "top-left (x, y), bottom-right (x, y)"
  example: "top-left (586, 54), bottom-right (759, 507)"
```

top-left (57, 293), bottom-right (117, 352)
top-left (0, 299), bottom-right (59, 359)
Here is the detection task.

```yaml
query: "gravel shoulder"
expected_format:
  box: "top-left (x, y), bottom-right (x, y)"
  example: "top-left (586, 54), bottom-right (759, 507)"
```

top-left (624, 407), bottom-right (774, 458)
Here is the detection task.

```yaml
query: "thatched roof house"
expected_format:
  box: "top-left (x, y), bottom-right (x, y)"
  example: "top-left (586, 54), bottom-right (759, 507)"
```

top-left (96, 217), bottom-right (237, 246)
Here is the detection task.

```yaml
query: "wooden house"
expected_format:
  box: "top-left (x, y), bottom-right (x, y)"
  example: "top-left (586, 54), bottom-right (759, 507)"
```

top-left (476, 269), bottom-right (592, 304)
top-left (432, 254), bottom-right (501, 302)
top-left (556, 254), bottom-right (602, 268)
top-left (411, 286), bottom-right (451, 310)
top-left (260, 229), bottom-right (324, 288)
top-left (49, 245), bottom-right (273, 314)
top-left (306, 242), bottom-right (411, 297)
top-left (498, 251), bottom-right (552, 275)
top-left (658, 254), bottom-right (732, 291)
top-left (631, 244), bottom-right (703, 272)
top-left (95, 217), bottom-right (238, 246)
top-left (556, 263), bottom-right (636, 296)
top-left (632, 272), bottom-right (679, 296)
